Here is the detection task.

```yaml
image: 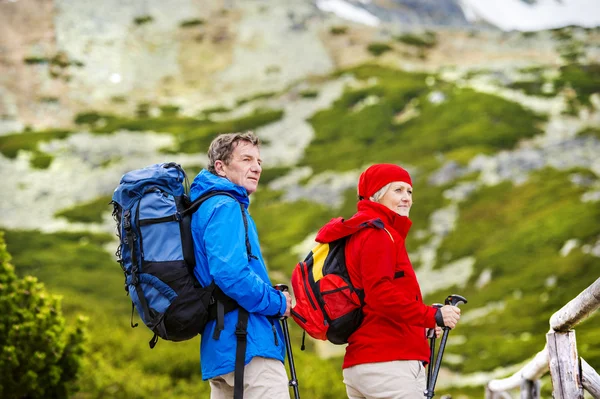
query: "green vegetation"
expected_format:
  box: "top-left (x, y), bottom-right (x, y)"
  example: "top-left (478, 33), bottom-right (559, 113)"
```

top-left (0, 233), bottom-right (87, 399)
top-left (0, 129), bottom-right (72, 159)
top-left (395, 31), bottom-right (437, 49)
top-left (508, 79), bottom-right (554, 97)
top-left (2, 61), bottom-right (599, 398)
top-left (73, 108), bottom-right (283, 153)
top-left (200, 105), bottom-right (231, 115)
top-left (259, 166), bottom-right (292, 185)
top-left (23, 56), bottom-right (48, 65)
top-left (30, 151), bottom-right (54, 169)
top-left (252, 188), bottom-right (332, 273)
top-left (555, 63), bottom-right (600, 107)
top-left (1, 229), bottom-right (348, 398)
top-left (236, 91), bottom-right (278, 106)
top-left (299, 89), bottom-right (319, 99)
top-left (366, 42), bottom-right (393, 56)
top-left (329, 26), bottom-right (348, 35)
top-left (160, 105), bottom-right (180, 117)
top-left (427, 168), bottom-right (600, 373)
top-left (133, 15), bottom-right (154, 25)
top-left (173, 109), bottom-right (283, 153)
top-left (576, 126), bottom-right (600, 139)
top-left (55, 196), bottom-right (113, 224)
top-left (303, 65), bottom-right (545, 174)
top-left (179, 18), bottom-right (205, 28)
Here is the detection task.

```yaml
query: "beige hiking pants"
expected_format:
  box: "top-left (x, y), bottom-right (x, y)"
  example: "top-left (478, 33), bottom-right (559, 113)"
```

top-left (209, 356), bottom-right (291, 399)
top-left (343, 360), bottom-right (427, 399)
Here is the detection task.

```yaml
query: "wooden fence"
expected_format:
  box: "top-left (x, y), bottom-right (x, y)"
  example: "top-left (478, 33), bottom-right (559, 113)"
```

top-left (485, 277), bottom-right (600, 399)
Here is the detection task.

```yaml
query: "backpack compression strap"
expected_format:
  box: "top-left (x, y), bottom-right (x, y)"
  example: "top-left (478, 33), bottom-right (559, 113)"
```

top-left (123, 209), bottom-right (154, 328)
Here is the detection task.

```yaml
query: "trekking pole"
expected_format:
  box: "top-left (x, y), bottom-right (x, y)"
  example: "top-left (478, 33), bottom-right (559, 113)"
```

top-left (425, 294), bottom-right (468, 399)
top-left (274, 284), bottom-right (300, 399)
top-left (426, 303), bottom-right (443, 393)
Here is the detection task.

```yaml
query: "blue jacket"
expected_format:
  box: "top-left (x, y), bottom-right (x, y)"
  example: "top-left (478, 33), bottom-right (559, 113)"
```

top-left (190, 169), bottom-right (287, 380)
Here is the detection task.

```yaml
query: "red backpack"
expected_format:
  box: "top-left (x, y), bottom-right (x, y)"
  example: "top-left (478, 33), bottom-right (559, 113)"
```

top-left (290, 219), bottom-right (392, 345)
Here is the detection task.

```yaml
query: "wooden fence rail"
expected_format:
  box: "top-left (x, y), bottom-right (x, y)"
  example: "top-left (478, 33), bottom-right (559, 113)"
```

top-left (485, 277), bottom-right (600, 399)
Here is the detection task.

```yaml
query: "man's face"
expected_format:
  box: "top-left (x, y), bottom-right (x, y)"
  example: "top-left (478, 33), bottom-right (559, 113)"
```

top-left (217, 141), bottom-right (262, 195)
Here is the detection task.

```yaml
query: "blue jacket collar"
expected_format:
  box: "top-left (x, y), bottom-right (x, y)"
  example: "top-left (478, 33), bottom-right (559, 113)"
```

top-left (190, 169), bottom-right (250, 207)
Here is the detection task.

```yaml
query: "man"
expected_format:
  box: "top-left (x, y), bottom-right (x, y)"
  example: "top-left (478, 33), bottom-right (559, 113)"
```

top-left (190, 131), bottom-right (292, 398)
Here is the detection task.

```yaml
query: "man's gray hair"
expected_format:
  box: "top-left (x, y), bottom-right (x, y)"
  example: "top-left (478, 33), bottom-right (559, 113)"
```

top-left (370, 183), bottom-right (391, 203)
top-left (207, 131), bottom-right (260, 174)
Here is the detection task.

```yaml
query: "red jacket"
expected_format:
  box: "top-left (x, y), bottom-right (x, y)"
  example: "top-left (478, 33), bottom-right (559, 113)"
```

top-left (315, 200), bottom-right (437, 368)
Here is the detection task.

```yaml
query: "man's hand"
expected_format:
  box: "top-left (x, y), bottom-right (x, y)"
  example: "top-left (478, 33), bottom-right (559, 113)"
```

top-left (282, 291), bottom-right (292, 318)
top-left (439, 305), bottom-right (461, 329)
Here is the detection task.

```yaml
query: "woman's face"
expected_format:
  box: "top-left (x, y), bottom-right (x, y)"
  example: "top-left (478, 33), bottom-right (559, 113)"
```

top-left (378, 181), bottom-right (413, 217)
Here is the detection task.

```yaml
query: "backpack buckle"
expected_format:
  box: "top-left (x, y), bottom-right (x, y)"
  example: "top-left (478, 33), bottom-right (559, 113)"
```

top-left (235, 324), bottom-right (247, 340)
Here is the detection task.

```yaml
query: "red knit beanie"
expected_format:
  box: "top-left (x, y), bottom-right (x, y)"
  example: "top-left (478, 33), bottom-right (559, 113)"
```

top-left (357, 164), bottom-right (412, 199)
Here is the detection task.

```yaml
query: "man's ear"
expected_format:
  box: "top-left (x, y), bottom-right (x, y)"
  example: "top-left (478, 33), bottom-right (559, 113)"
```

top-left (214, 160), bottom-right (227, 177)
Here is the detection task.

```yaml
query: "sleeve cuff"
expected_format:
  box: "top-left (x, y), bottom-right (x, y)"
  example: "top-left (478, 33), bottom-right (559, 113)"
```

top-left (435, 308), bottom-right (445, 327)
top-left (274, 291), bottom-right (286, 317)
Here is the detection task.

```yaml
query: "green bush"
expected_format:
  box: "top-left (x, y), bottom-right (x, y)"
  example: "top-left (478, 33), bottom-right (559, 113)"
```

top-left (555, 63), bottom-right (600, 107)
top-left (0, 232), bottom-right (88, 399)
top-left (179, 18), bottom-right (205, 28)
top-left (133, 15), bottom-right (153, 25)
top-left (576, 126), bottom-right (600, 139)
top-left (299, 89), bottom-right (319, 99)
top-left (329, 26), bottom-right (348, 35)
top-left (366, 42), bottom-right (393, 56)
top-left (0, 129), bottom-right (72, 159)
top-left (30, 151), bottom-right (54, 169)
top-left (54, 196), bottom-right (113, 224)
top-left (395, 32), bottom-right (437, 48)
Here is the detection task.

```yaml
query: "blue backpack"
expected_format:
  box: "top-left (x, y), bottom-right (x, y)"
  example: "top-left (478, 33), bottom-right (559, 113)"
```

top-left (111, 162), bottom-right (248, 348)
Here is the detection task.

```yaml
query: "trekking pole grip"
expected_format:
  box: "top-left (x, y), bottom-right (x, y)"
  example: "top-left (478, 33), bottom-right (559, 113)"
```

top-left (444, 294), bottom-right (467, 307)
top-left (274, 284), bottom-right (289, 292)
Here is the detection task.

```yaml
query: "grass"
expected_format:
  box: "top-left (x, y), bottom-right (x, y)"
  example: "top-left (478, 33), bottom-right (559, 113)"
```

top-left (72, 109), bottom-right (284, 154)
top-left (302, 64), bottom-right (545, 174)
top-left (426, 168), bottom-right (600, 374)
top-left (576, 126), bottom-right (600, 139)
top-left (29, 151), bottom-right (54, 169)
top-left (133, 15), bottom-right (153, 26)
top-left (329, 26), bottom-right (348, 35)
top-left (395, 31), bottom-right (437, 49)
top-left (508, 80), bottom-right (555, 97)
top-left (1, 227), bottom-right (349, 398)
top-left (554, 63), bottom-right (600, 107)
top-left (251, 188), bottom-right (332, 274)
top-left (54, 196), bottom-right (113, 224)
top-left (366, 42), bottom-right (393, 57)
top-left (179, 18), bottom-right (205, 28)
top-left (236, 91), bottom-right (278, 106)
top-left (0, 129), bottom-right (72, 159)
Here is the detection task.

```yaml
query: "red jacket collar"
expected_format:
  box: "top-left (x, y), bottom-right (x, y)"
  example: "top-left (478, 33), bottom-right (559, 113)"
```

top-left (315, 200), bottom-right (412, 243)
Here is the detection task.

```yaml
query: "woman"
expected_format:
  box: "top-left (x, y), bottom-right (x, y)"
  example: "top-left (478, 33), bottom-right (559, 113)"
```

top-left (315, 163), bottom-right (461, 398)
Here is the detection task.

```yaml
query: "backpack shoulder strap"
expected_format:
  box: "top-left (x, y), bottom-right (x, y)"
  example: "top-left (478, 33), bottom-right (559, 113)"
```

top-left (186, 191), bottom-right (256, 259)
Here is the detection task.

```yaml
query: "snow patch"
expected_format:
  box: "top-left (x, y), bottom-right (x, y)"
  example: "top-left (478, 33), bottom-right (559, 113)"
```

top-left (316, 0), bottom-right (380, 27)
top-left (458, 0), bottom-right (600, 32)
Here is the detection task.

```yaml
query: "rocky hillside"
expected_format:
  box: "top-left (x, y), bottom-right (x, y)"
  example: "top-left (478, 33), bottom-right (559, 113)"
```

top-left (1, 1), bottom-right (599, 398)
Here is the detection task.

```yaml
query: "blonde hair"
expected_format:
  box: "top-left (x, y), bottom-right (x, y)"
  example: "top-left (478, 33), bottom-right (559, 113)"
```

top-left (369, 183), bottom-right (391, 203)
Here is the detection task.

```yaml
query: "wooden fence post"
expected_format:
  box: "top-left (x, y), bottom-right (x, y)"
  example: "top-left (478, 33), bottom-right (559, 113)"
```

top-left (581, 357), bottom-right (600, 398)
top-left (546, 330), bottom-right (584, 399)
top-left (520, 379), bottom-right (540, 399)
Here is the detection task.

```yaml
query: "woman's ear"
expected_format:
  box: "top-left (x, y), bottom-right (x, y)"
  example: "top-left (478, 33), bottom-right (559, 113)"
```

top-left (214, 160), bottom-right (227, 177)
